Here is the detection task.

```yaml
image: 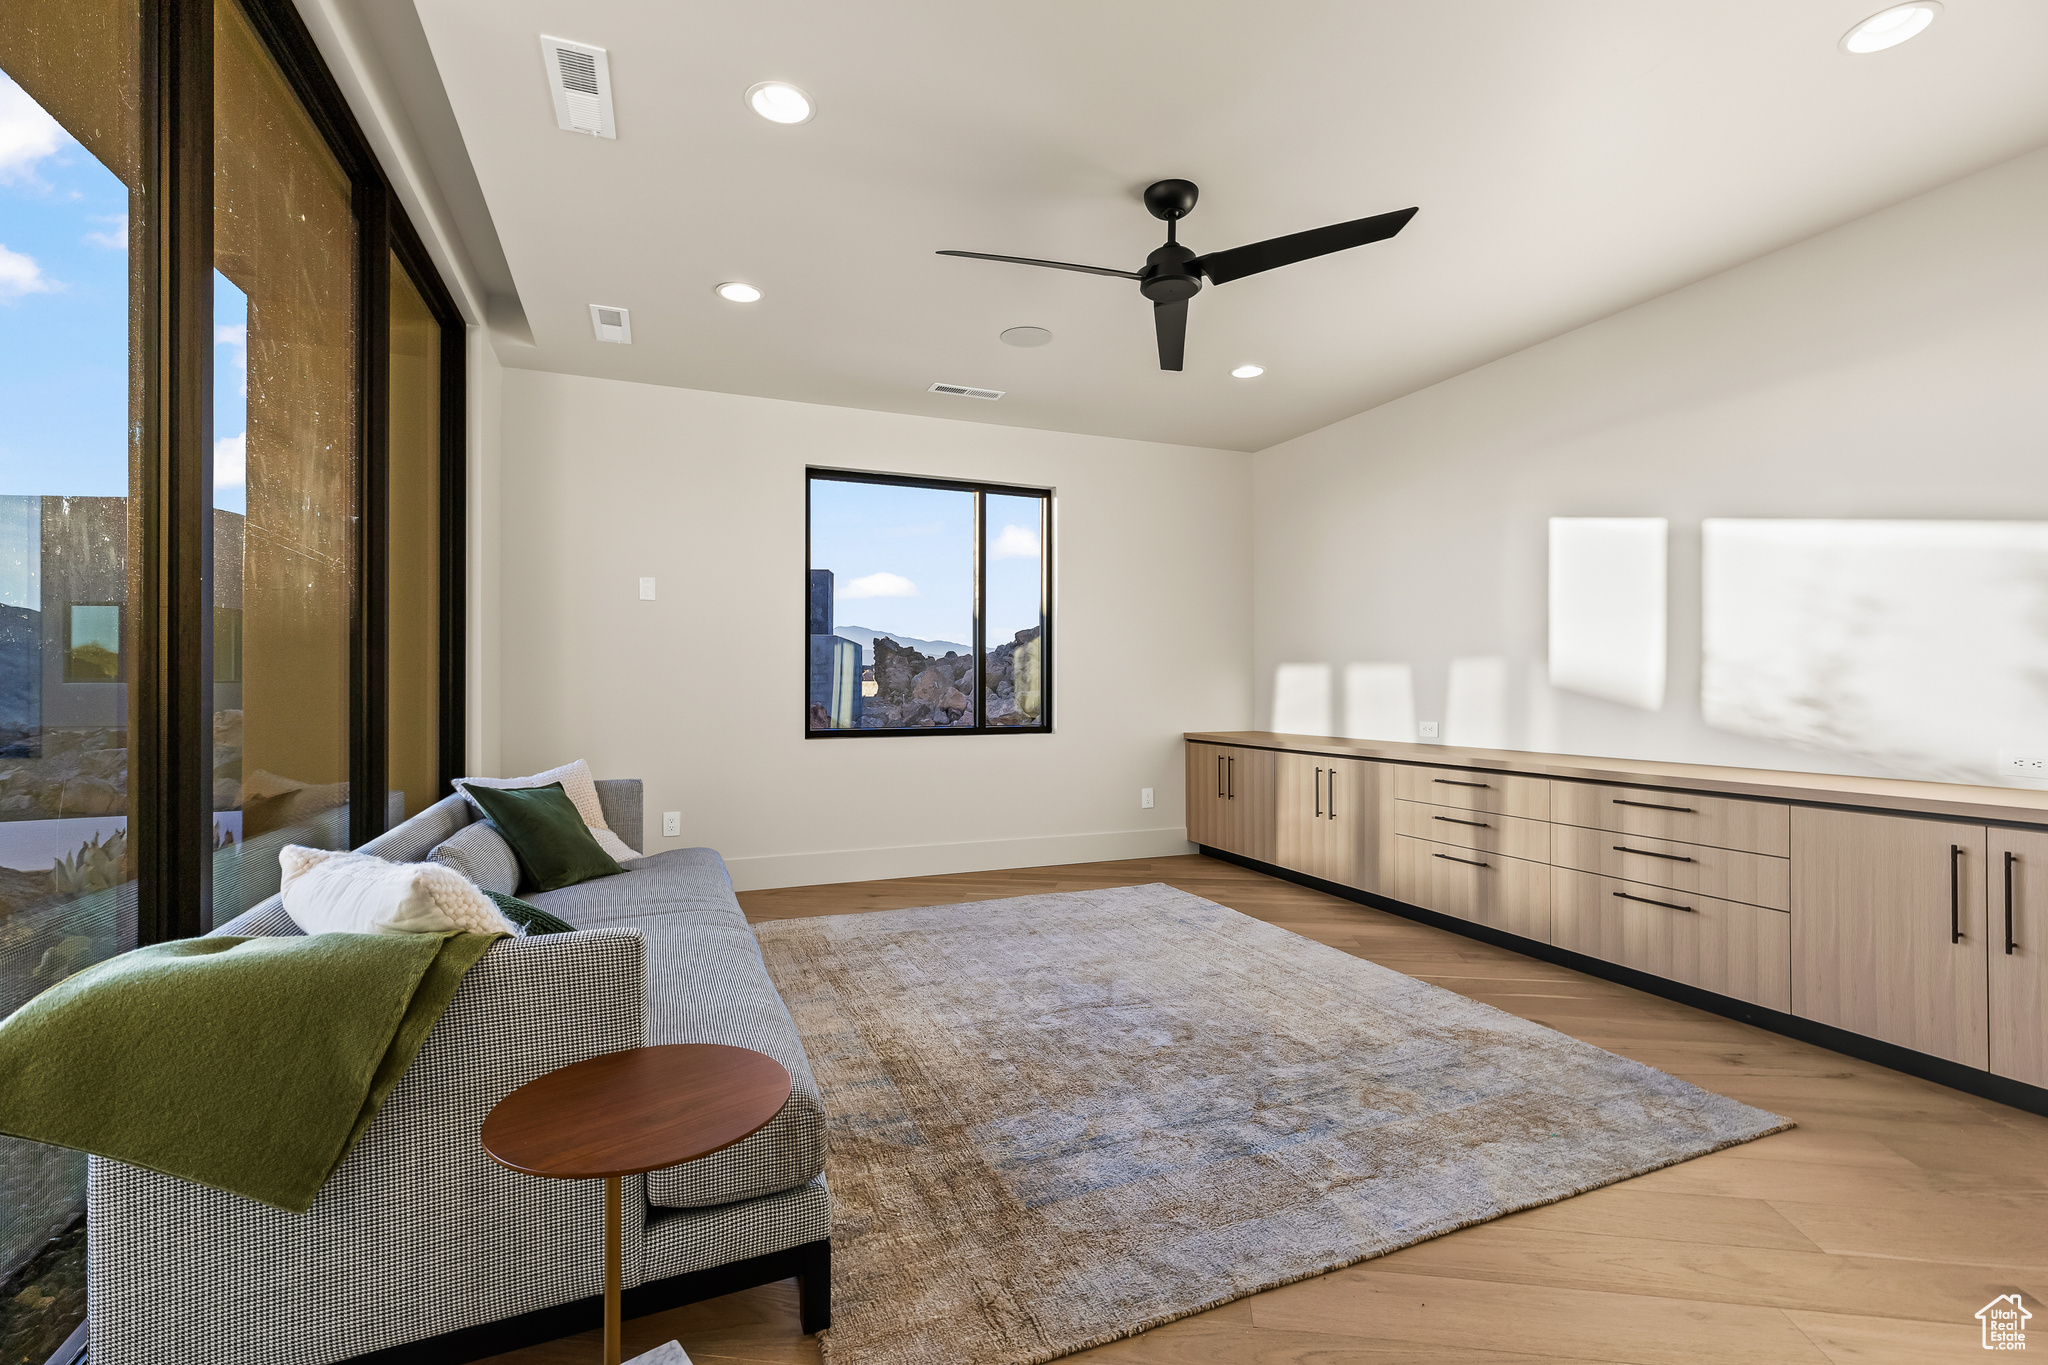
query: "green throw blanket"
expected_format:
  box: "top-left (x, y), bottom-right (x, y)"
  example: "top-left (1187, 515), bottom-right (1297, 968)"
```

top-left (0, 930), bottom-right (499, 1212)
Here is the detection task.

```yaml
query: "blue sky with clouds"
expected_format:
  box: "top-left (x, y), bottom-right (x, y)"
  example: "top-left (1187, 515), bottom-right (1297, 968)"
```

top-left (1, 70), bottom-right (248, 513)
top-left (810, 478), bottom-right (1044, 651)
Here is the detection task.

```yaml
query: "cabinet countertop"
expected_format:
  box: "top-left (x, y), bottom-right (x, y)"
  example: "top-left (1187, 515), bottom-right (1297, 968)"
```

top-left (1183, 731), bottom-right (2048, 829)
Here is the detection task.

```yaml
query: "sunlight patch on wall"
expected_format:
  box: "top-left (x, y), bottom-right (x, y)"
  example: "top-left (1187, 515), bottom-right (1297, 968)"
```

top-left (1342, 663), bottom-right (1416, 741)
top-left (1272, 663), bottom-right (1333, 736)
top-left (1702, 519), bottom-right (2048, 785)
top-left (1548, 517), bottom-right (1667, 711)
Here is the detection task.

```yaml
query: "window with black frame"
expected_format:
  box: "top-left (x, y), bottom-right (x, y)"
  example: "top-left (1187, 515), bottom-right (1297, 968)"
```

top-left (806, 470), bottom-right (1050, 734)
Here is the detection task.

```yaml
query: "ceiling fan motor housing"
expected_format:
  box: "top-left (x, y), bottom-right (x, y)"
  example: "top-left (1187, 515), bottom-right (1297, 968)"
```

top-left (1141, 242), bottom-right (1203, 302)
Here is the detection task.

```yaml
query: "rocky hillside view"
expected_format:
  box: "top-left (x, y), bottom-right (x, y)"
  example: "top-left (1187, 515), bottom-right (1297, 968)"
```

top-left (851, 626), bottom-right (1043, 729)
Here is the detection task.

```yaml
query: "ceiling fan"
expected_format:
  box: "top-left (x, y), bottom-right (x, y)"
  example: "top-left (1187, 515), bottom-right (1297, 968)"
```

top-left (938, 179), bottom-right (1418, 372)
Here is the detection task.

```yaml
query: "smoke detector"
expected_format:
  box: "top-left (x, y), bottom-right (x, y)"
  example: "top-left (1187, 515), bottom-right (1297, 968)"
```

top-left (929, 383), bottom-right (1003, 401)
top-left (541, 37), bottom-right (616, 138)
top-left (590, 305), bottom-right (632, 343)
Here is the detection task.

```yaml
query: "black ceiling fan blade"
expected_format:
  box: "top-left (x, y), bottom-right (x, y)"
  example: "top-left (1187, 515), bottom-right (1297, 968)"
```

top-left (935, 250), bottom-right (1141, 280)
top-left (1153, 299), bottom-right (1187, 371)
top-left (1194, 206), bottom-right (1419, 286)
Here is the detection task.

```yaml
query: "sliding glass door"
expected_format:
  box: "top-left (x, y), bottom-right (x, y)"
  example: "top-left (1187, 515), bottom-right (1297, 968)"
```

top-left (0, 3), bottom-right (144, 1355)
top-left (0, 0), bottom-right (464, 1355)
top-left (209, 0), bottom-right (358, 922)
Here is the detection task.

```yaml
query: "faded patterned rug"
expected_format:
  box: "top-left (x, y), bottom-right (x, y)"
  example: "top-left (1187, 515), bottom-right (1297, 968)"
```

top-left (753, 884), bottom-right (1791, 1365)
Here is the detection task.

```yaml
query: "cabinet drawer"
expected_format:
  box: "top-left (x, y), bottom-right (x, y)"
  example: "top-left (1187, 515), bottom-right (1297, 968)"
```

top-left (1393, 799), bottom-right (1549, 863)
top-left (1391, 766), bottom-right (1549, 820)
top-left (1551, 866), bottom-right (1790, 1012)
top-left (1549, 824), bottom-right (1788, 911)
top-left (1549, 781), bottom-right (1788, 857)
top-left (1390, 834), bottom-right (1551, 943)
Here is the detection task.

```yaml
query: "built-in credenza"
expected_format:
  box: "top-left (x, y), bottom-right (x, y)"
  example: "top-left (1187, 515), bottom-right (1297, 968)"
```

top-left (1185, 732), bottom-right (2048, 1113)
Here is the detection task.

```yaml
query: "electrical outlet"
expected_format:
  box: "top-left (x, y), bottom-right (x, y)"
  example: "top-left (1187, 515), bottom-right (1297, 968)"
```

top-left (639, 577), bottom-right (657, 600)
top-left (1419, 721), bottom-right (1440, 739)
top-left (662, 811), bottom-right (681, 837)
top-left (1998, 750), bottom-right (2048, 779)
top-left (1141, 787), bottom-right (1154, 809)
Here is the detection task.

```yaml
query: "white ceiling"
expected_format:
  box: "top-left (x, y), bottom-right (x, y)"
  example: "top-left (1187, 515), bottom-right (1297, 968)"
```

top-left (410, 0), bottom-right (2048, 452)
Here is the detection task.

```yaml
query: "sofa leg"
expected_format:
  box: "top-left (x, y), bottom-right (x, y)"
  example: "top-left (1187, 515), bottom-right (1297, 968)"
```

top-left (796, 1237), bottom-right (831, 1334)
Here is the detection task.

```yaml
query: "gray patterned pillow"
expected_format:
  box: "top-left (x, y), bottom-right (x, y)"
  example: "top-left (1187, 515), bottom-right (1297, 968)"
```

top-left (426, 820), bottom-right (520, 896)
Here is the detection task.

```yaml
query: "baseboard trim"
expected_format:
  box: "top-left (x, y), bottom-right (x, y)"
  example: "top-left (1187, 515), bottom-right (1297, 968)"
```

top-left (723, 827), bottom-right (1193, 892)
top-left (1200, 846), bottom-right (2048, 1120)
top-left (336, 1239), bottom-right (829, 1365)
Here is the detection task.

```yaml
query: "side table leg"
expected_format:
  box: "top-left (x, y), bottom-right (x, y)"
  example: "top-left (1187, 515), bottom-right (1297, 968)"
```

top-left (604, 1174), bottom-right (622, 1365)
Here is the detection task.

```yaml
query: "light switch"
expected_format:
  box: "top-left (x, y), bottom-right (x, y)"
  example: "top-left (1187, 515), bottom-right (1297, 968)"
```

top-left (639, 577), bottom-right (657, 600)
top-left (662, 811), bottom-right (681, 837)
top-left (1141, 788), bottom-right (1154, 809)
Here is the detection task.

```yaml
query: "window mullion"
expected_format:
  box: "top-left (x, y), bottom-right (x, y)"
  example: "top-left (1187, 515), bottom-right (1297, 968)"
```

top-left (973, 489), bottom-right (986, 730)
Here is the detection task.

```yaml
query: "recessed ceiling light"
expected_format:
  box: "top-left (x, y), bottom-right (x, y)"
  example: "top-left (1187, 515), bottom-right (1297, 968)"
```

top-left (1000, 326), bottom-right (1052, 348)
top-left (1231, 364), bottom-right (1264, 379)
top-left (745, 81), bottom-right (813, 124)
top-left (715, 282), bottom-right (762, 303)
top-left (1841, 2), bottom-right (1940, 53)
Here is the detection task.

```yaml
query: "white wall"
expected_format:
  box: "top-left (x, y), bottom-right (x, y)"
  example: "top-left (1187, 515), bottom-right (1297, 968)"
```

top-left (1253, 146), bottom-right (2048, 785)
top-left (497, 371), bottom-right (1252, 889)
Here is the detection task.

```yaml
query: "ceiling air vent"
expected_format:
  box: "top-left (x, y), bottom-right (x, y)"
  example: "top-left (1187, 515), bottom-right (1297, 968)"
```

top-left (590, 304), bottom-right (632, 343)
top-left (542, 36), bottom-right (616, 139)
top-left (929, 383), bottom-right (1004, 401)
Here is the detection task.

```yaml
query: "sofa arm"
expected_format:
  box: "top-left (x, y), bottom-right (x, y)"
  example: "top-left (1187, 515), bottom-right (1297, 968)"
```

top-left (88, 929), bottom-right (648, 1365)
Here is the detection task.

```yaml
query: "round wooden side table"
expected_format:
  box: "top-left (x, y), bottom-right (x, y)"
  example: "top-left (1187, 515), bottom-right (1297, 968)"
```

top-left (482, 1044), bottom-right (792, 1365)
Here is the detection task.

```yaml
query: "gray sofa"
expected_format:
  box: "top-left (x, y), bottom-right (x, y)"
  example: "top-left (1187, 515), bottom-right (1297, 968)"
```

top-left (86, 780), bottom-right (830, 1365)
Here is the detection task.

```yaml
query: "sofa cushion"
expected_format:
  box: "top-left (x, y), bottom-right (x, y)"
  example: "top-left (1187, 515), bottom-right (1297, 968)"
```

top-left (463, 783), bottom-right (624, 894)
top-left (427, 821), bottom-right (521, 895)
top-left (526, 848), bottom-right (827, 1210)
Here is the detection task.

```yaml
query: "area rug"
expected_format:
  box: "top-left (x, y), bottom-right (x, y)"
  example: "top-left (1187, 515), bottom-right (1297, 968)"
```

top-left (753, 884), bottom-right (1791, 1365)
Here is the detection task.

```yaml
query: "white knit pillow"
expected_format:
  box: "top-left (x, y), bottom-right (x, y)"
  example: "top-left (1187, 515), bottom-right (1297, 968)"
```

top-left (455, 760), bottom-right (610, 829)
top-left (279, 845), bottom-right (518, 937)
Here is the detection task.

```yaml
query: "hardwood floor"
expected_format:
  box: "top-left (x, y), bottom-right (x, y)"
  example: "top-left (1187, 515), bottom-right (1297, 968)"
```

top-left (481, 855), bottom-right (2048, 1365)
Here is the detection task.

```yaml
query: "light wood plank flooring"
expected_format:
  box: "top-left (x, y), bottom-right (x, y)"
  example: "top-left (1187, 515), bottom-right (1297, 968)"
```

top-left (482, 855), bottom-right (2048, 1365)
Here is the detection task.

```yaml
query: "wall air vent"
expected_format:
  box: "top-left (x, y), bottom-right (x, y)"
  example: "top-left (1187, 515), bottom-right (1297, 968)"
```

top-left (929, 383), bottom-right (1004, 401)
top-left (590, 304), bottom-right (632, 343)
top-left (541, 36), bottom-right (616, 139)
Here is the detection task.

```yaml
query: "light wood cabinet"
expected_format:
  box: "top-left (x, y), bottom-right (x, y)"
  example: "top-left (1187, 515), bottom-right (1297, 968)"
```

top-left (1990, 828), bottom-right (2048, 1088)
top-left (1551, 782), bottom-right (1788, 857)
top-left (1390, 833), bottom-right (1552, 942)
top-left (1277, 752), bottom-right (1376, 888)
top-left (1392, 765), bottom-right (1549, 820)
top-left (1185, 733), bottom-right (2048, 1103)
top-left (1791, 808), bottom-right (1988, 1068)
top-left (1393, 798), bottom-right (1550, 863)
top-left (1549, 824), bottom-right (1789, 911)
top-left (1184, 743), bottom-right (1276, 863)
top-left (1185, 742), bottom-right (1227, 849)
top-left (1552, 867), bottom-right (1790, 1012)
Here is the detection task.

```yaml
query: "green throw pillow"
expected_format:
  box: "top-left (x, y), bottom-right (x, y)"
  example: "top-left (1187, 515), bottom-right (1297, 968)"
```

top-left (484, 890), bottom-right (578, 936)
top-left (461, 782), bottom-right (624, 894)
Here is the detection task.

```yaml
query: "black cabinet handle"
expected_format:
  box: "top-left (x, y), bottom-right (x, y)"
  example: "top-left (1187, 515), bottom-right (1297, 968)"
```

top-left (1227, 755), bottom-right (1235, 800)
top-left (1328, 768), bottom-right (1337, 820)
top-left (1315, 767), bottom-right (1323, 818)
top-left (1614, 890), bottom-right (1693, 913)
top-left (1434, 815), bottom-right (1490, 828)
top-left (1433, 851), bottom-right (1489, 868)
top-left (1434, 778), bottom-right (1489, 789)
top-left (1950, 844), bottom-right (1964, 944)
top-left (1613, 798), bottom-right (1694, 813)
top-left (1613, 844), bottom-right (1694, 863)
top-left (1217, 755), bottom-right (1224, 799)
top-left (2005, 850), bottom-right (2018, 956)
